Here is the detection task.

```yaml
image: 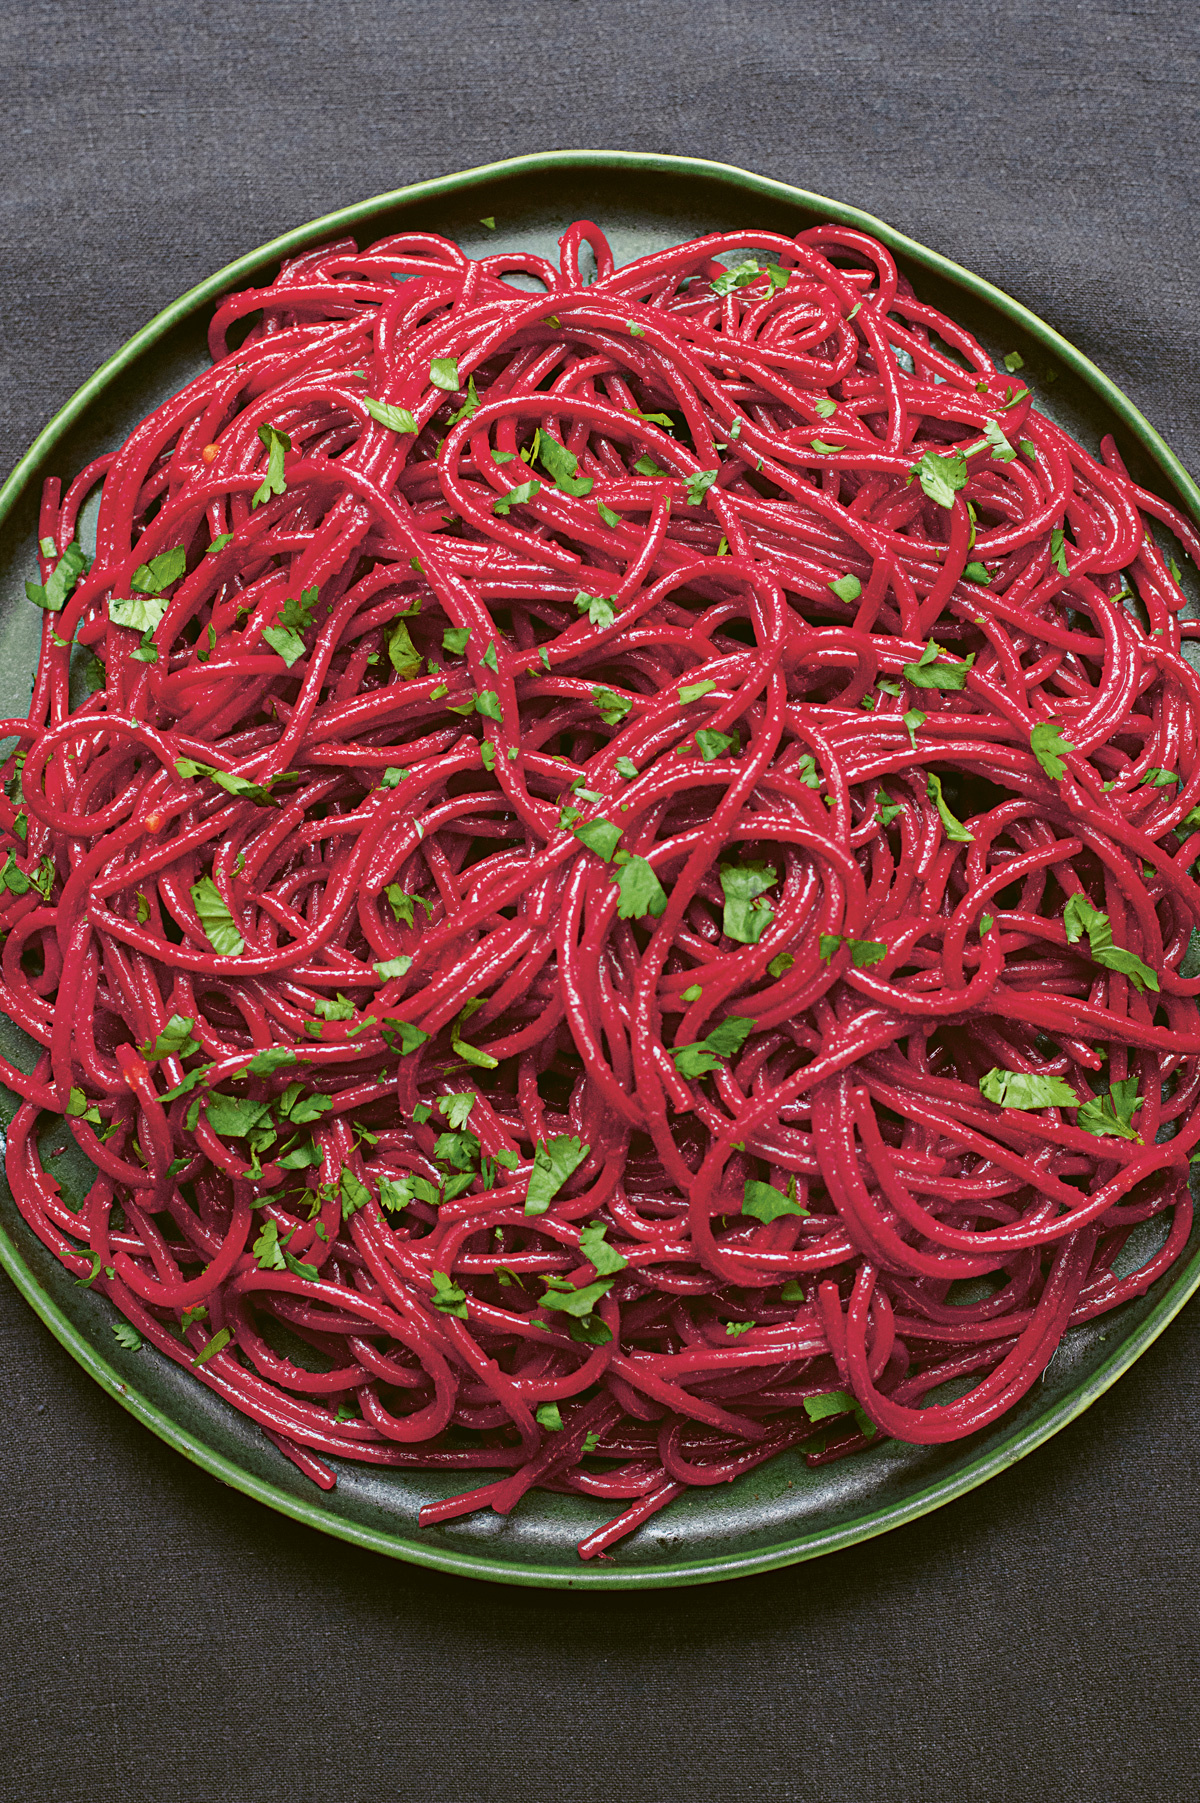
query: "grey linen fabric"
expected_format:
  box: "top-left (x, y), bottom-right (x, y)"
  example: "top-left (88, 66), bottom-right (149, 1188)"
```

top-left (1, 3), bottom-right (1198, 1799)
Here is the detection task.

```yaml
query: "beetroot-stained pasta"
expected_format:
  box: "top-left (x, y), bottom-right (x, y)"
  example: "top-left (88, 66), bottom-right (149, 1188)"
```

top-left (4, 220), bottom-right (1199, 1558)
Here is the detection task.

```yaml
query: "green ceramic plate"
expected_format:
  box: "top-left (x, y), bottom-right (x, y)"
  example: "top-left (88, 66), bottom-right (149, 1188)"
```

top-left (2, 151), bottom-right (1197, 1590)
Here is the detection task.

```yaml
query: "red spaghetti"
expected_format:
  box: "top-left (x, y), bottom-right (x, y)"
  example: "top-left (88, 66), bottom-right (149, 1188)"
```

top-left (4, 219), bottom-right (1200, 1559)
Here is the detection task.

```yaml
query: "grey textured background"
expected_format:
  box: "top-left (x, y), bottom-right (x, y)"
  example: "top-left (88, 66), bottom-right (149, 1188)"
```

top-left (1, 3), bottom-right (1199, 1799)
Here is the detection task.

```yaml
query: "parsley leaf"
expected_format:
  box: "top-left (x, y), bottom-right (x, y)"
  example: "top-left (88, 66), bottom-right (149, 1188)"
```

top-left (364, 397), bottom-right (418, 435)
top-left (1076, 1078), bottom-right (1142, 1142)
top-left (963, 561), bottom-right (992, 584)
top-left (140, 1014), bottom-right (199, 1061)
top-left (719, 861), bottom-right (776, 944)
top-left (240, 1049), bottom-right (297, 1082)
top-left (253, 1218), bottom-right (288, 1270)
top-left (535, 1402), bottom-right (563, 1430)
top-left (109, 594), bottom-right (169, 633)
top-left (742, 1177), bottom-right (809, 1222)
top-left (381, 1018), bottom-right (430, 1055)
top-left (685, 469), bottom-right (718, 506)
top-left (1030, 720), bottom-right (1075, 780)
top-left (803, 1390), bottom-right (877, 1439)
top-left (340, 1169), bottom-right (372, 1216)
top-left (591, 686), bottom-right (632, 726)
top-left (437, 1092), bottom-right (476, 1131)
top-left (574, 590), bottom-right (616, 630)
top-left (205, 1092), bottom-right (273, 1139)
top-left (190, 875), bottom-right (244, 956)
top-left (572, 817), bottom-right (622, 861)
top-left (525, 1135), bottom-right (590, 1215)
top-left (493, 480), bottom-right (542, 516)
top-left (903, 641), bottom-right (974, 690)
top-left (430, 1270), bottom-right (469, 1317)
top-left (679, 680), bottom-right (716, 704)
top-left (597, 500), bottom-right (622, 528)
top-left (910, 448), bottom-right (969, 509)
top-left (111, 1322), bottom-right (143, 1351)
top-left (252, 424), bottom-right (290, 509)
top-left (903, 708), bottom-right (926, 749)
top-left (66, 1087), bottom-right (103, 1127)
top-left (175, 757), bottom-right (283, 808)
top-left (983, 418), bottom-right (1017, 462)
top-left (828, 574), bottom-right (862, 603)
top-left (578, 1221), bottom-right (628, 1274)
top-left (1050, 527), bottom-right (1070, 576)
top-left (1062, 894), bottom-right (1159, 993)
top-left (670, 1013), bottom-right (754, 1078)
top-left (926, 772), bottom-right (973, 842)
top-left (313, 994), bottom-right (355, 1021)
top-left (539, 436), bottom-right (593, 497)
top-left (384, 886), bottom-right (433, 927)
top-left (695, 728), bottom-right (735, 760)
top-left (539, 1275), bottom-right (613, 1318)
top-left (130, 545), bottom-right (186, 595)
top-left (710, 259), bottom-right (761, 296)
top-left (430, 357), bottom-right (460, 391)
top-left (979, 1069), bottom-right (1080, 1110)
top-left (26, 538), bottom-right (90, 612)
top-left (615, 855), bottom-right (667, 919)
top-left (376, 621), bottom-right (420, 688)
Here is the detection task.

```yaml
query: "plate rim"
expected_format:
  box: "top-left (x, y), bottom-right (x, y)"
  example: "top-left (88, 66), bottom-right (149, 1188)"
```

top-left (2, 147), bottom-right (1198, 1590)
